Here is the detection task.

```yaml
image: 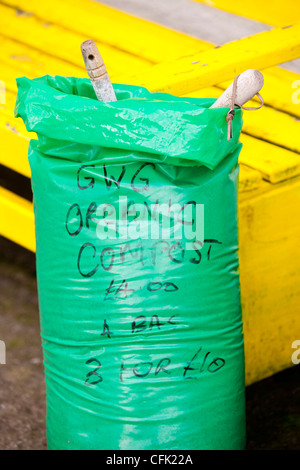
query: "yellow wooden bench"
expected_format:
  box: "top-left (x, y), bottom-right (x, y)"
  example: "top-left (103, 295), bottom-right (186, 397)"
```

top-left (0, 0), bottom-right (299, 386)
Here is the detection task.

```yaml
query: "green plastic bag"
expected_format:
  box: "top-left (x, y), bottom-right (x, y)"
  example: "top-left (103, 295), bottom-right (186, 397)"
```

top-left (16, 75), bottom-right (245, 450)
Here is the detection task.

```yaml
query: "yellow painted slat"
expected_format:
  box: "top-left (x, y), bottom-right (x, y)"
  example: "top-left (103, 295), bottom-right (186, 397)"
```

top-left (240, 134), bottom-right (300, 183)
top-left (0, 112), bottom-right (31, 177)
top-left (0, 3), bottom-right (149, 75)
top-left (0, 34), bottom-right (85, 94)
top-left (242, 102), bottom-right (300, 156)
top-left (239, 175), bottom-right (300, 384)
top-left (194, 0), bottom-right (300, 28)
top-left (185, 86), bottom-right (219, 99)
top-left (0, 90), bottom-right (33, 177)
top-left (1, 90), bottom-right (33, 128)
top-left (1, 91), bottom-right (33, 179)
top-left (0, 186), bottom-right (35, 252)
top-left (239, 164), bottom-right (263, 192)
top-left (1, 0), bottom-right (208, 63)
top-left (127, 24), bottom-right (300, 95)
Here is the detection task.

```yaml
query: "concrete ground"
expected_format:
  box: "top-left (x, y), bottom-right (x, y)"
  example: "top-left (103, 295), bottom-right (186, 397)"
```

top-left (0, 235), bottom-right (299, 450)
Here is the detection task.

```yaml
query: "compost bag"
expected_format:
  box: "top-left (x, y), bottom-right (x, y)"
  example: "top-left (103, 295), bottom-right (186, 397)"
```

top-left (15, 75), bottom-right (245, 450)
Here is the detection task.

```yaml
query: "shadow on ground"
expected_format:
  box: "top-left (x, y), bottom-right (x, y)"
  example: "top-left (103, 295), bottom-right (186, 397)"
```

top-left (0, 236), bottom-right (299, 450)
